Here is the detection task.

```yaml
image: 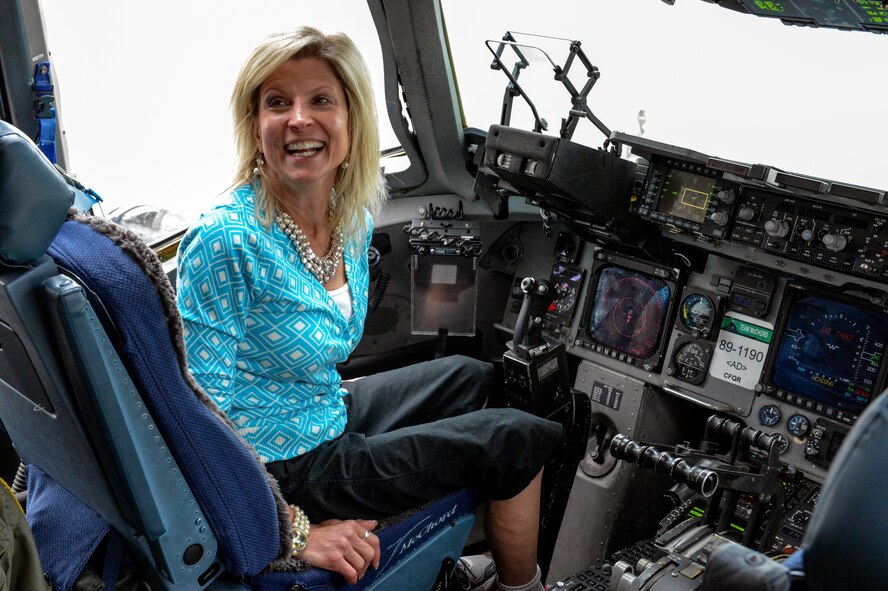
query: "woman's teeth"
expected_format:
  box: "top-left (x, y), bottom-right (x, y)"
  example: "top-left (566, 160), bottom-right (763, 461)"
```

top-left (286, 141), bottom-right (324, 157)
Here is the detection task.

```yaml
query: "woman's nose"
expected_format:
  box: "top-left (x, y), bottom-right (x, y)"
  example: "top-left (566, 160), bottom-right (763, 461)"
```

top-left (288, 101), bottom-right (312, 130)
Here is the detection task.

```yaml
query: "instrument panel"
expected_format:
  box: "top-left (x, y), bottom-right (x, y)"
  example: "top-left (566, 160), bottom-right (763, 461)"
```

top-left (625, 133), bottom-right (888, 287)
top-left (482, 127), bottom-right (888, 585)
top-left (499, 132), bottom-right (888, 479)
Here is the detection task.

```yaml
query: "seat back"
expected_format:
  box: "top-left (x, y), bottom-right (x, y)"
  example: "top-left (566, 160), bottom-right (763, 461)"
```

top-left (0, 120), bottom-right (479, 591)
top-left (0, 122), bottom-right (126, 531)
top-left (0, 121), bottom-right (285, 590)
top-left (45, 218), bottom-right (286, 582)
top-left (800, 387), bottom-right (888, 590)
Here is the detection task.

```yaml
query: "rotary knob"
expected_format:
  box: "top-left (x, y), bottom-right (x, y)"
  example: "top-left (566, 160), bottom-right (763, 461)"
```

top-left (799, 228), bottom-right (815, 242)
top-left (717, 189), bottom-right (736, 205)
top-left (737, 206), bottom-right (756, 222)
top-left (822, 233), bottom-right (848, 252)
top-left (710, 211), bottom-right (729, 226)
top-left (764, 220), bottom-right (790, 238)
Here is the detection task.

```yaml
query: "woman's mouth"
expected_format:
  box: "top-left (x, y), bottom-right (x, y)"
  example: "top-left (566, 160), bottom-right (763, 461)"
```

top-left (285, 140), bottom-right (325, 158)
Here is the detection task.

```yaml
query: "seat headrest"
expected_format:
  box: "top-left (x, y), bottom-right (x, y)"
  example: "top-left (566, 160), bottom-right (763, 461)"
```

top-left (0, 120), bottom-right (74, 265)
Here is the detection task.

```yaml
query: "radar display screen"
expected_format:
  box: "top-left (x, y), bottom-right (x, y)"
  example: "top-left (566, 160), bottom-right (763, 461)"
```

top-left (771, 292), bottom-right (888, 415)
top-left (656, 169), bottom-right (715, 224)
top-left (586, 266), bottom-right (672, 359)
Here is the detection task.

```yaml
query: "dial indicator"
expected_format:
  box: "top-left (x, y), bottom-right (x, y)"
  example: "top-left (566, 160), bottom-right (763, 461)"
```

top-left (787, 414), bottom-right (811, 438)
top-left (770, 432), bottom-right (790, 455)
top-left (679, 292), bottom-right (715, 336)
top-left (758, 404), bottom-right (782, 427)
top-left (670, 339), bottom-right (713, 385)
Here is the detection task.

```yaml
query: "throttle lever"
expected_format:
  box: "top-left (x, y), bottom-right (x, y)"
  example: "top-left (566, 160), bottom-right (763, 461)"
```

top-left (610, 434), bottom-right (719, 497)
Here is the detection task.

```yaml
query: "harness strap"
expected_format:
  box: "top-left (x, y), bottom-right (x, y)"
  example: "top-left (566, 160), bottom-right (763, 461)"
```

top-left (32, 61), bottom-right (57, 163)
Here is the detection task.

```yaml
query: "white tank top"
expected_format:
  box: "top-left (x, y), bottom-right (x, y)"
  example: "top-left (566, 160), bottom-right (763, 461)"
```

top-left (327, 282), bottom-right (353, 320)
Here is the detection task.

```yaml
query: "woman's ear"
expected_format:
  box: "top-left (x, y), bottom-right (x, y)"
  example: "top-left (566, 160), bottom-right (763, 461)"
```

top-left (253, 115), bottom-right (264, 149)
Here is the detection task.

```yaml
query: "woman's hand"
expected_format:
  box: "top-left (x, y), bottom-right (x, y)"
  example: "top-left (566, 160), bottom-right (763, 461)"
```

top-left (299, 518), bottom-right (381, 584)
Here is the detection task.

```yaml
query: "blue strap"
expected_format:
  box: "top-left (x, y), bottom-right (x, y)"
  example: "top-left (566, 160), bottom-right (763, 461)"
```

top-left (37, 116), bottom-right (57, 162)
top-left (33, 61), bottom-right (57, 163)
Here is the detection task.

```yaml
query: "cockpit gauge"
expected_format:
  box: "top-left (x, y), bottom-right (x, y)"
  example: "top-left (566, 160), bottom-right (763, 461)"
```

top-left (787, 414), bottom-right (811, 438)
top-left (547, 262), bottom-right (584, 326)
top-left (770, 432), bottom-right (790, 455)
top-left (758, 404), bottom-right (782, 427)
top-left (553, 281), bottom-right (578, 315)
top-left (675, 291), bottom-right (720, 339)
top-left (668, 338), bottom-right (713, 385)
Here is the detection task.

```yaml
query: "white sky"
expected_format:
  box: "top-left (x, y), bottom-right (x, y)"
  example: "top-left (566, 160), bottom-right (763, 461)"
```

top-left (39, 1), bottom-right (888, 222)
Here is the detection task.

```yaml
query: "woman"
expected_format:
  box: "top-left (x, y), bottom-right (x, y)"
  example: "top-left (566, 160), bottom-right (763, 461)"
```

top-left (176, 27), bottom-right (562, 591)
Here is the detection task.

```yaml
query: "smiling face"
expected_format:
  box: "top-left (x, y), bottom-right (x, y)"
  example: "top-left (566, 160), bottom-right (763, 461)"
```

top-left (254, 56), bottom-right (350, 202)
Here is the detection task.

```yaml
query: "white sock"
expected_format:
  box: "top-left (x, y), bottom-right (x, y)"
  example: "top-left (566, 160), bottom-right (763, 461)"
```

top-left (497, 565), bottom-right (543, 591)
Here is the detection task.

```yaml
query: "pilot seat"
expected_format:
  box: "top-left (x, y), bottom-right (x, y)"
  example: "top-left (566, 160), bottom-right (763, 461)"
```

top-left (0, 119), bottom-right (479, 591)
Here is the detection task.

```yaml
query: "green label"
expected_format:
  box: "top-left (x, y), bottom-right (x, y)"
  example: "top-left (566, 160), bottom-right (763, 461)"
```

top-left (720, 316), bottom-right (773, 344)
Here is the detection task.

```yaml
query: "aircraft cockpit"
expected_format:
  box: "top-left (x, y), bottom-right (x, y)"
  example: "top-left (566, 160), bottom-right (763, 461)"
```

top-left (1, 1), bottom-right (887, 590)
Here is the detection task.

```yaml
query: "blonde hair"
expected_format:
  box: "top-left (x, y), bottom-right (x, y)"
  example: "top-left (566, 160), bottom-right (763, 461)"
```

top-left (230, 26), bottom-right (387, 234)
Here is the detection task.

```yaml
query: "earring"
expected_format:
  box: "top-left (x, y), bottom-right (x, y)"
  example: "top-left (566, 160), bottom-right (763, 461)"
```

top-left (253, 155), bottom-right (265, 179)
top-left (341, 161), bottom-right (349, 170)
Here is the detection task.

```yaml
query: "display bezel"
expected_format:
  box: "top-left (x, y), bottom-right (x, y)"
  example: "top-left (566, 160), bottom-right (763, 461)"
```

top-left (576, 251), bottom-right (679, 371)
top-left (655, 167), bottom-right (717, 224)
top-left (762, 283), bottom-right (888, 422)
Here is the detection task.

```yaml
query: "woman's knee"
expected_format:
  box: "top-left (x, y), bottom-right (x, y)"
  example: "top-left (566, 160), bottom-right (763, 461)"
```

top-left (446, 355), bottom-right (494, 380)
top-left (487, 408), bottom-right (563, 455)
top-left (438, 355), bottom-right (495, 405)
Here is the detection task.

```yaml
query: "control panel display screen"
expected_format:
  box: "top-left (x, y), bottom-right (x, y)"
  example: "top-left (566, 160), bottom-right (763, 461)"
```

top-left (771, 293), bottom-right (888, 415)
top-left (586, 266), bottom-right (672, 359)
top-left (656, 169), bottom-right (715, 224)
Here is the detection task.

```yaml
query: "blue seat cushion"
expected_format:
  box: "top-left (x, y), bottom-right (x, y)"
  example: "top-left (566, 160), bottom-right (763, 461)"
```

top-left (48, 218), bottom-right (284, 576)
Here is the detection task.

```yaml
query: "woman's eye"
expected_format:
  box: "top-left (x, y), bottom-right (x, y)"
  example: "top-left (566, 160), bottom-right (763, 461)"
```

top-left (266, 97), bottom-right (287, 108)
top-left (315, 96), bottom-right (332, 105)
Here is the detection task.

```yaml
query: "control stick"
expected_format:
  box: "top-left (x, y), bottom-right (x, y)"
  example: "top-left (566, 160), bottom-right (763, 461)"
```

top-left (509, 277), bottom-right (556, 359)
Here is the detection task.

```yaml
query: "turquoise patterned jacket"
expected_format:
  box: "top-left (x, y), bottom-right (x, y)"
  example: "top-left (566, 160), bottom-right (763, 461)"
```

top-left (176, 184), bottom-right (371, 462)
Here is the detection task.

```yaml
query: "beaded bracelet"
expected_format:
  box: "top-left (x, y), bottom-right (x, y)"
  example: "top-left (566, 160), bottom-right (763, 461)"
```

top-left (289, 504), bottom-right (310, 556)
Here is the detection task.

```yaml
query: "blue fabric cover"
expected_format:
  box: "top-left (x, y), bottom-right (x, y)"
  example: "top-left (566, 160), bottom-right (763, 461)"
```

top-left (46, 220), bottom-right (282, 576)
top-left (26, 467), bottom-right (110, 591)
top-left (252, 488), bottom-right (480, 591)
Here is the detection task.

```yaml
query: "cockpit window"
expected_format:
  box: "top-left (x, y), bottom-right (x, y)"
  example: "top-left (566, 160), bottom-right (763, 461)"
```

top-left (39, 0), bottom-right (407, 223)
top-left (444, 0), bottom-right (887, 192)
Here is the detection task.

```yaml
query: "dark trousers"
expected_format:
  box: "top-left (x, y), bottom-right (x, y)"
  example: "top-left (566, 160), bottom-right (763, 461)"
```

top-left (266, 356), bottom-right (563, 522)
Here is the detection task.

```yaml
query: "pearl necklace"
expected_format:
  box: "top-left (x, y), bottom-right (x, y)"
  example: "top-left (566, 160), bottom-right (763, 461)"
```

top-left (276, 210), bottom-right (344, 285)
